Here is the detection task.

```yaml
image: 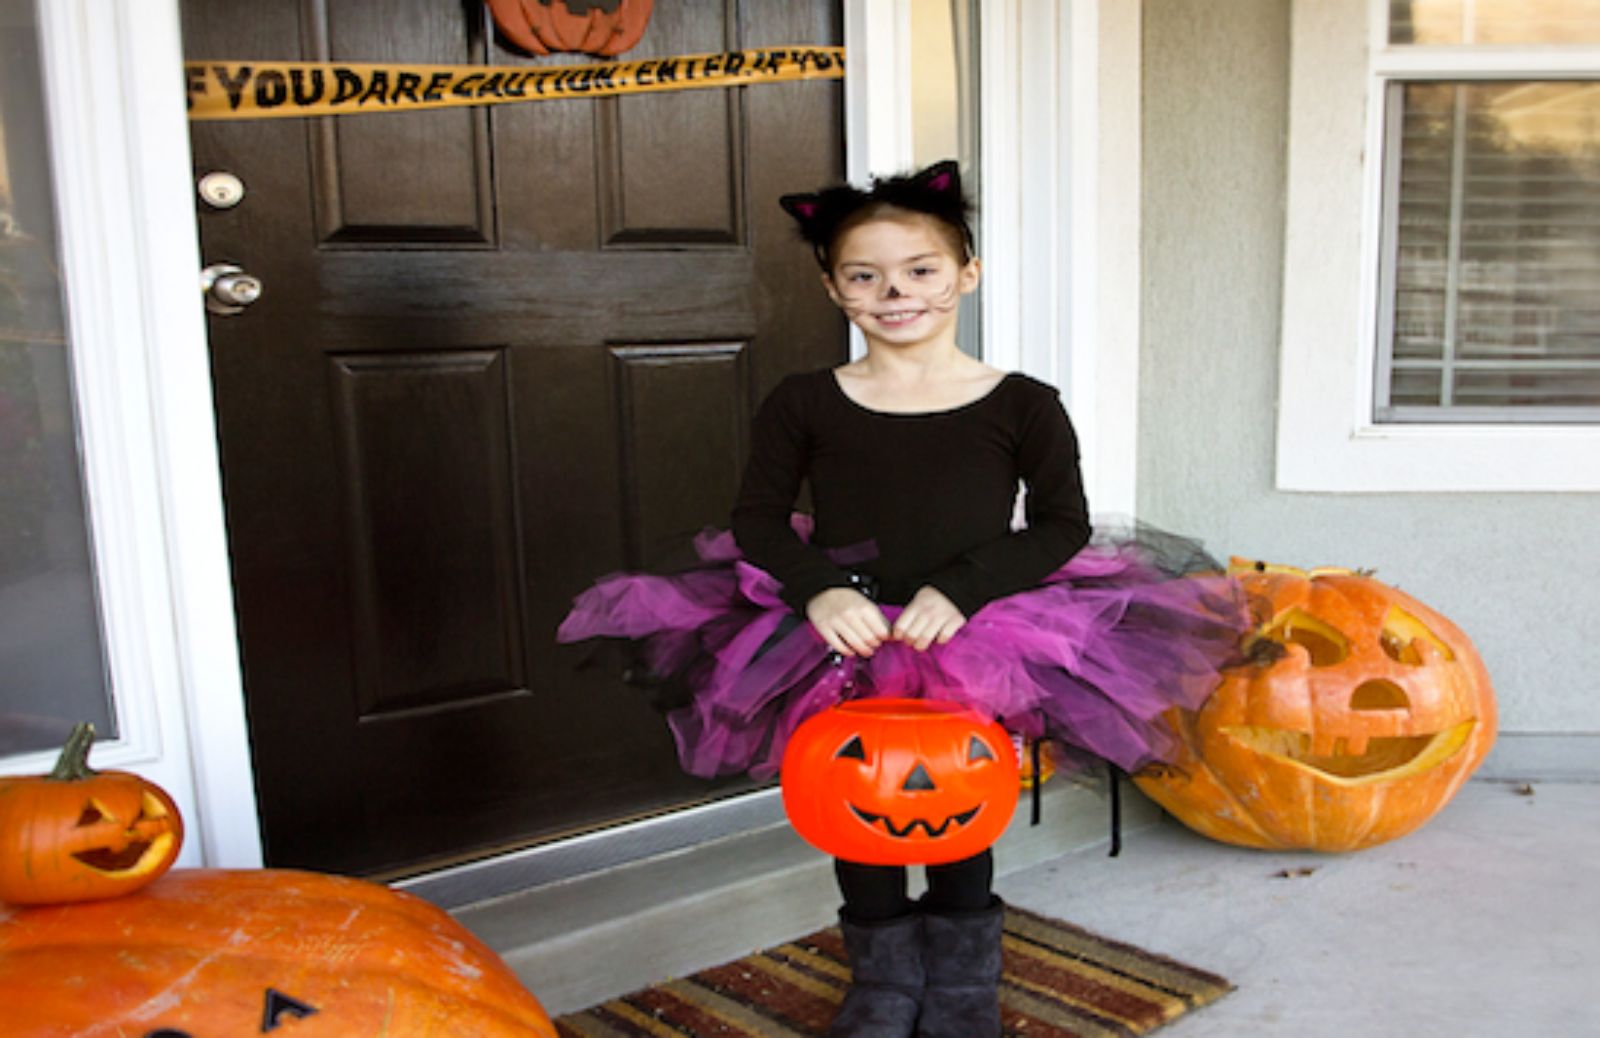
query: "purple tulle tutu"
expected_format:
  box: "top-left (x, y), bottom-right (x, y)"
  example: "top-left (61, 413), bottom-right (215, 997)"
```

top-left (557, 521), bottom-right (1251, 780)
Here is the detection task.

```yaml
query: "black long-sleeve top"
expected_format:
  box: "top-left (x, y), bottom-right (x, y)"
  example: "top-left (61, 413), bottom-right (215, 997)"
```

top-left (730, 369), bottom-right (1092, 617)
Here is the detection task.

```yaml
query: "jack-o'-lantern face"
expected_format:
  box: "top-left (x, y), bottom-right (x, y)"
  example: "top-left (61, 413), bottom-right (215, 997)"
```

top-left (781, 699), bottom-right (1019, 865)
top-left (0, 724), bottom-right (184, 905)
top-left (57, 785), bottom-right (180, 877)
top-left (1133, 561), bottom-right (1497, 852)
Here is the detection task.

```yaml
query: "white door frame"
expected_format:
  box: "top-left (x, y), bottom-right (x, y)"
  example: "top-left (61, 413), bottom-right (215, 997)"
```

top-left (18, 0), bottom-right (262, 867)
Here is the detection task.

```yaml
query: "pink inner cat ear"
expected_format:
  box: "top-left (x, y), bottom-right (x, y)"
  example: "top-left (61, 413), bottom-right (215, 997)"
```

top-left (795, 201), bottom-right (819, 218)
top-left (927, 171), bottom-right (953, 193)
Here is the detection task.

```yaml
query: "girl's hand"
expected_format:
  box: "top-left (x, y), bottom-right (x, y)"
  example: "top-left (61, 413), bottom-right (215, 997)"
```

top-left (806, 587), bottom-right (891, 658)
top-left (892, 586), bottom-right (966, 651)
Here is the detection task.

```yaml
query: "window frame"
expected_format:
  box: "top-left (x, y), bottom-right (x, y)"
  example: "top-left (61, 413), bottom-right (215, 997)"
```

top-left (1275, 0), bottom-right (1600, 492)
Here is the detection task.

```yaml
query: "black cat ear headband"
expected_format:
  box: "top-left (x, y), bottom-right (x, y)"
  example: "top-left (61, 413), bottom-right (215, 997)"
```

top-left (913, 159), bottom-right (962, 197)
top-left (779, 160), bottom-right (971, 268)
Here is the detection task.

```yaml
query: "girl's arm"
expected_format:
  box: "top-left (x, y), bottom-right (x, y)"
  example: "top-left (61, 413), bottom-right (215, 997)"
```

top-left (922, 390), bottom-right (1092, 618)
top-left (730, 376), bottom-right (857, 613)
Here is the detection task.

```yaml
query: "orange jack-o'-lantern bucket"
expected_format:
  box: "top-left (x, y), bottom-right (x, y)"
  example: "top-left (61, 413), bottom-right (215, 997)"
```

top-left (781, 698), bottom-right (1019, 865)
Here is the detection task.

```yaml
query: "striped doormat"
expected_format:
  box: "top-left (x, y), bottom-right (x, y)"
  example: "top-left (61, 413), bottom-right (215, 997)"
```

top-left (553, 904), bottom-right (1232, 1037)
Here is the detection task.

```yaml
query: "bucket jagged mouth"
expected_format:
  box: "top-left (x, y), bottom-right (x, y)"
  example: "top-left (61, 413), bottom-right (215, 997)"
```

top-left (848, 804), bottom-right (981, 839)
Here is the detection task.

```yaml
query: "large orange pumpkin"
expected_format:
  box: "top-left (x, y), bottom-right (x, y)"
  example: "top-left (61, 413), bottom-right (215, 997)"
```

top-left (1133, 560), bottom-right (1497, 852)
top-left (0, 868), bottom-right (558, 1037)
top-left (782, 699), bottom-right (1019, 865)
top-left (487, 0), bottom-right (654, 57)
top-left (0, 723), bottom-right (183, 905)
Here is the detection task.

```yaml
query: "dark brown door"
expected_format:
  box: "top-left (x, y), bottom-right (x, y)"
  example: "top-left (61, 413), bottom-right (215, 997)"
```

top-left (181, 0), bottom-right (844, 877)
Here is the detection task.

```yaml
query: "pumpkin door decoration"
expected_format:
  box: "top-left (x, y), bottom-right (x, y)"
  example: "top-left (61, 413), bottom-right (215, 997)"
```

top-left (487, 0), bottom-right (654, 57)
top-left (1133, 560), bottom-right (1497, 852)
top-left (782, 699), bottom-right (1019, 865)
top-left (0, 723), bottom-right (183, 905)
top-left (0, 868), bottom-right (559, 1037)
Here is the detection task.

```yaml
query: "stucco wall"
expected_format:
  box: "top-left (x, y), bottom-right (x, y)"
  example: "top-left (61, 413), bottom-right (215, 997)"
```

top-left (1138, 0), bottom-right (1599, 747)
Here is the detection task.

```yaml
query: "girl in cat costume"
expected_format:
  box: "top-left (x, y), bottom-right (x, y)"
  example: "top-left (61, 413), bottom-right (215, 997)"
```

top-left (559, 160), bottom-right (1248, 1037)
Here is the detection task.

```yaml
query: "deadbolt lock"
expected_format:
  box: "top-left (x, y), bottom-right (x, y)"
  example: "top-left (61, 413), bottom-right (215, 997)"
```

top-left (198, 171), bottom-right (246, 210)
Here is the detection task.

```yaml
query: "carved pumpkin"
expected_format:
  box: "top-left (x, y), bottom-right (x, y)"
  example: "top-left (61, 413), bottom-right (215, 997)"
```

top-left (782, 699), bottom-right (1019, 865)
top-left (0, 868), bottom-right (558, 1037)
top-left (487, 0), bottom-right (655, 57)
top-left (1133, 560), bottom-right (1497, 852)
top-left (0, 723), bottom-right (183, 905)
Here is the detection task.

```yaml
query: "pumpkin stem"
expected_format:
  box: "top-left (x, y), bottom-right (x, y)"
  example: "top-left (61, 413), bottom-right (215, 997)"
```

top-left (49, 722), bottom-right (100, 781)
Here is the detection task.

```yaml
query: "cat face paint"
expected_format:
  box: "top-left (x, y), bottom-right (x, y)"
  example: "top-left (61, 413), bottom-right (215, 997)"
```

top-left (823, 211), bottom-right (980, 348)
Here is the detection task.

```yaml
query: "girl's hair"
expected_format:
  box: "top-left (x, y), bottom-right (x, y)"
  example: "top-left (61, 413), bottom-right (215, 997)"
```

top-left (779, 160), bottom-right (975, 271)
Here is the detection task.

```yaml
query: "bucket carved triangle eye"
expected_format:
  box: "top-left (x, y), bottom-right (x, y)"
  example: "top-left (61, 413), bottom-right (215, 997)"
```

top-left (968, 736), bottom-right (995, 763)
top-left (835, 735), bottom-right (866, 761)
top-left (902, 763), bottom-right (937, 791)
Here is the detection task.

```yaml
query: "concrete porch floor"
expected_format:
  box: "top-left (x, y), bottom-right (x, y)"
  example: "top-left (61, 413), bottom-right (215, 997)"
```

top-left (999, 779), bottom-right (1600, 1037)
top-left (455, 778), bottom-right (1598, 1036)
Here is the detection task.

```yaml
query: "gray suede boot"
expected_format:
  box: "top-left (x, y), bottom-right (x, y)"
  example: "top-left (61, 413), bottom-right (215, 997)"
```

top-left (830, 911), bottom-right (924, 1038)
top-left (916, 897), bottom-right (1005, 1038)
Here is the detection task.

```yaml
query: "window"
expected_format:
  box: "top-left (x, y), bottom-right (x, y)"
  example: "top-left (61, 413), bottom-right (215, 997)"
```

top-left (1375, 2), bottom-right (1600, 423)
top-left (1389, 0), bottom-right (1600, 46)
top-left (1274, 0), bottom-right (1600, 491)
top-left (1, 3), bottom-right (116, 755)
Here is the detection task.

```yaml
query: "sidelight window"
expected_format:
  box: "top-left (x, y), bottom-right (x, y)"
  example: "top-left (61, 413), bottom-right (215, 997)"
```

top-left (0, 5), bottom-right (117, 756)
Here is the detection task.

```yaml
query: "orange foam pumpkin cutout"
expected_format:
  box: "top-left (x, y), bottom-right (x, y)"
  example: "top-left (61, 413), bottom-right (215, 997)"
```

top-left (487, 0), bottom-right (654, 57)
top-left (1133, 560), bottom-right (1497, 852)
top-left (782, 699), bottom-right (1019, 865)
top-left (0, 868), bottom-right (558, 1037)
top-left (0, 723), bottom-right (183, 905)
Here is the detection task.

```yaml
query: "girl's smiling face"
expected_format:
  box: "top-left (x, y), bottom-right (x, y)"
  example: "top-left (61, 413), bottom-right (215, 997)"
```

top-left (824, 211), bottom-right (980, 349)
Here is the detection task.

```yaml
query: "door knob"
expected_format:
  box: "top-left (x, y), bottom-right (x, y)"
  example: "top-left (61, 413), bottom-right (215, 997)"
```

top-left (201, 263), bottom-right (263, 315)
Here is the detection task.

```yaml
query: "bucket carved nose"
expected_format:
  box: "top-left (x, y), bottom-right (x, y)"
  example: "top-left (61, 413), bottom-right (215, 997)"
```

top-left (902, 763), bottom-right (937, 792)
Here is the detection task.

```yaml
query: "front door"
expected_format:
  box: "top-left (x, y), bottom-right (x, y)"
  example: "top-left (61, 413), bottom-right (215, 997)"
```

top-left (181, 0), bottom-right (844, 877)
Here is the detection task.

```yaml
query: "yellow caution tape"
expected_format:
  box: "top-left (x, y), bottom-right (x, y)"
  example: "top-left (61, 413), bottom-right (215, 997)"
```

top-left (186, 47), bottom-right (845, 121)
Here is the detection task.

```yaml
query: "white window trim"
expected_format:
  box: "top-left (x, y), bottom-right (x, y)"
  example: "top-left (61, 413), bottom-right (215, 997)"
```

top-left (844, 0), bottom-right (1141, 516)
top-left (1276, 0), bottom-right (1600, 493)
top-left (16, 0), bottom-right (263, 866)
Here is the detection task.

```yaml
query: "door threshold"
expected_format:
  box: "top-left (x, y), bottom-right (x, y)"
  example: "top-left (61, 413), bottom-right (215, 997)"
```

top-left (395, 787), bottom-right (788, 911)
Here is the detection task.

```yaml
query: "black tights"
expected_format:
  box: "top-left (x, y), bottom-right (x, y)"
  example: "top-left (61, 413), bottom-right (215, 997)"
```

top-left (834, 849), bottom-right (994, 922)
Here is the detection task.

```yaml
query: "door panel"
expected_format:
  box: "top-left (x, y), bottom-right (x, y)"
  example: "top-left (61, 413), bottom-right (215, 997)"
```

top-left (612, 343), bottom-right (751, 566)
top-left (330, 349), bottom-right (525, 718)
top-left (182, 0), bottom-right (844, 876)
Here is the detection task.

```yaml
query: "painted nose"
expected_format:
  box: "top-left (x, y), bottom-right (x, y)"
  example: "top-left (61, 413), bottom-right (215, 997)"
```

top-left (902, 763), bottom-right (937, 792)
top-left (883, 282), bottom-right (904, 299)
